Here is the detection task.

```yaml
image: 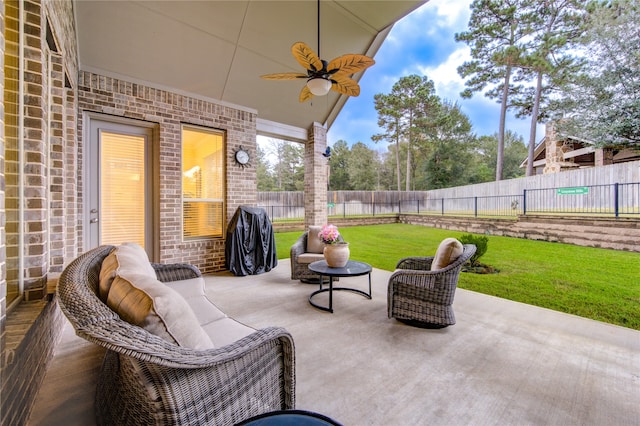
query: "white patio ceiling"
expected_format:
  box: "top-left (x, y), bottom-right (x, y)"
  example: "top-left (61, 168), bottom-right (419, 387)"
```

top-left (74, 0), bottom-right (427, 138)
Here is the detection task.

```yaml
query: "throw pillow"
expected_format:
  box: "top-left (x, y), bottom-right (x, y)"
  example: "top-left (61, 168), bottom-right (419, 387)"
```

top-left (107, 271), bottom-right (215, 350)
top-left (306, 225), bottom-right (325, 254)
top-left (99, 242), bottom-right (157, 302)
top-left (431, 238), bottom-right (464, 271)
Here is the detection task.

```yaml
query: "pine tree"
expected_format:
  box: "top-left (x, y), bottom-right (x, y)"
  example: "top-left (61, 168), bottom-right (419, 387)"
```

top-left (421, 101), bottom-right (476, 189)
top-left (550, 0), bottom-right (640, 147)
top-left (373, 75), bottom-right (439, 191)
top-left (510, 0), bottom-right (587, 176)
top-left (456, 0), bottom-right (536, 180)
top-left (348, 142), bottom-right (379, 190)
top-left (328, 140), bottom-right (352, 190)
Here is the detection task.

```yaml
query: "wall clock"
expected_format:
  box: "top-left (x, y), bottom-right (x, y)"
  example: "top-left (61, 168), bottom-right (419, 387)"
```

top-left (234, 146), bottom-right (250, 168)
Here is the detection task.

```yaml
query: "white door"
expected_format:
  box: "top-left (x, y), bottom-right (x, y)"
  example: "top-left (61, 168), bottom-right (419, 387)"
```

top-left (86, 116), bottom-right (155, 258)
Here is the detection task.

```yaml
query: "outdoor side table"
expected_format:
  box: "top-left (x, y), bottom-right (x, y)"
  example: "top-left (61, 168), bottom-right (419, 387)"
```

top-left (308, 260), bottom-right (372, 313)
top-left (236, 409), bottom-right (342, 425)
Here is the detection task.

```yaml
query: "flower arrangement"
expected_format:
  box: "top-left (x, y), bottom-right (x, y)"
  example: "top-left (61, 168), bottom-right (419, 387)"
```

top-left (318, 224), bottom-right (342, 245)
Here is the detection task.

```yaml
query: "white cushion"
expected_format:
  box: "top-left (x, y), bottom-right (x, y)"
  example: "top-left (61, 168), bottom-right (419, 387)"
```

top-left (164, 277), bottom-right (227, 326)
top-left (165, 277), bottom-right (255, 347)
top-left (99, 242), bottom-right (156, 302)
top-left (431, 238), bottom-right (464, 271)
top-left (297, 253), bottom-right (325, 264)
top-left (201, 317), bottom-right (255, 348)
top-left (107, 271), bottom-right (215, 350)
top-left (306, 226), bottom-right (324, 254)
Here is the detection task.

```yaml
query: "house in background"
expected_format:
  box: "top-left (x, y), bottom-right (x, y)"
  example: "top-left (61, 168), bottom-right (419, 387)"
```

top-left (521, 122), bottom-right (640, 175)
top-left (0, 1), bottom-right (426, 424)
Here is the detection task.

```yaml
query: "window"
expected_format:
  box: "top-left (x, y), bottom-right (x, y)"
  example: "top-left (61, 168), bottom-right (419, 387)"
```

top-left (182, 126), bottom-right (225, 239)
top-left (100, 131), bottom-right (146, 247)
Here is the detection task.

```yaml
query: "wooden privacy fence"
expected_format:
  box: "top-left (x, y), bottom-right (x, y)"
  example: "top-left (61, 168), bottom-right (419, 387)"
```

top-left (257, 161), bottom-right (640, 221)
top-left (257, 182), bottom-right (639, 221)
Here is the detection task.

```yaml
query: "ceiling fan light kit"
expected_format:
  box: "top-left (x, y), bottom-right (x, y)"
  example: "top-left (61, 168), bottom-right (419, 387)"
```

top-left (260, 0), bottom-right (375, 102)
top-left (307, 77), bottom-right (332, 96)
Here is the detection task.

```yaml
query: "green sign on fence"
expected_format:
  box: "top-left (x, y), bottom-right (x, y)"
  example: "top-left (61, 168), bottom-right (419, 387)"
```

top-left (557, 186), bottom-right (589, 195)
top-left (327, 202), bottom-right (335, 208)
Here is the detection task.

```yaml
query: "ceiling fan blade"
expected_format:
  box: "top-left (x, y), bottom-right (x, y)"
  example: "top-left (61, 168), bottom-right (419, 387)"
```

top-left (331, 74), bottom-right (360, 97)
top-left (292, 42), bottom-right (324, 72)
top-left (327, 54), bottom-right (375, 75)
top-left (299, 85), bottom-right (314, 103)
top-left (261, 72), bottom-right (308, 80)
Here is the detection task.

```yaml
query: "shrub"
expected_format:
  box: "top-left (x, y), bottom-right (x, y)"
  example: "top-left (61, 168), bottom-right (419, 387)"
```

top-left (459, 234), bottom-right (488, 266)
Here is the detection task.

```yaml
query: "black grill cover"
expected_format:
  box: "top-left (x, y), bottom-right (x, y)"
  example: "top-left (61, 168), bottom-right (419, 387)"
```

top-left (225, 206), bottom-right (278, 276)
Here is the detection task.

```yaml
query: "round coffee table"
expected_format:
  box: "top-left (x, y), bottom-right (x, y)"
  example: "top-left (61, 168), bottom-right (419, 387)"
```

top-left (237, 409), bottom-right (341, 425)
top-left (308, 260), bottom-right (372, 313)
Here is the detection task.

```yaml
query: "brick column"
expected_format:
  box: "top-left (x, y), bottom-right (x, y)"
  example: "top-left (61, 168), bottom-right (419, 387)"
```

top-left (22, 0), bottom-right (47, 300)
top-left (543, 123), bottom-right (561, 174)
top-left (49, 53), bottom-right (65, 272)
top-left (1, 0), bottom-right (7, 339)
top-left (595, 148), bottom-right (614, 166)
top-left (304, 122), bottom-right (327, 228)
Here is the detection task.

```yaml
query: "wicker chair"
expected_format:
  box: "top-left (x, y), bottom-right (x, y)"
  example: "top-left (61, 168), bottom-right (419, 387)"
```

top-left (57, 245), bottom-right (295, 426)
top-left (387, 244), bottom-right (476, 328)
top-left (289, 228), bottom-right (327, 283)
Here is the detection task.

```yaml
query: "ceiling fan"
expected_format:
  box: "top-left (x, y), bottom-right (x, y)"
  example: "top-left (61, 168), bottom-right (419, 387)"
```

top-left (260, 0), bottom-right (375, 102)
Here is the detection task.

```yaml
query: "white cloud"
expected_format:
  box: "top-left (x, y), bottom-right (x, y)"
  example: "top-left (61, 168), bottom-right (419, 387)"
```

top-left (417, 46), bottom-right (469, 101)
top-left (427, 0), bottom-right (471, 28)
top-left (388, 0), bottom-right (470, 42)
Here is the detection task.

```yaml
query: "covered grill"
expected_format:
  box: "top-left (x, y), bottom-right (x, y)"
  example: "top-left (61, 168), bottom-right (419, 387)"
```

top-left (225, 206), bottom-right (278, 276)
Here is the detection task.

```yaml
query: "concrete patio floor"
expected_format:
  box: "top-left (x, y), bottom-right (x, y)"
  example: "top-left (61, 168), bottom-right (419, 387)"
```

top-left (29, 259), bottom-right (640, 425)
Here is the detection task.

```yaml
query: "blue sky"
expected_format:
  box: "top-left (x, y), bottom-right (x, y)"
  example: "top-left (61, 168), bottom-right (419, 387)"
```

top-left (327, 0), bottom-right (544, 152)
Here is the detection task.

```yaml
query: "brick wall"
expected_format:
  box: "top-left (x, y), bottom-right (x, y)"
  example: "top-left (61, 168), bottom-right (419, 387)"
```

top-left (1, 1), bottom-right (75, 424)
top-left (21, 0), bottom-right (47, 300)
top-left (1, 298), bottom-right (65, 426)
top-left (77, 72), bottom-right (258, 274)
top-left (0, 0), bottom-right (7, 374)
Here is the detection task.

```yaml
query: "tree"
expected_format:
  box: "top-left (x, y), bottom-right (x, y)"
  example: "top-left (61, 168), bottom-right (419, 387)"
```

top-left (263, 138), bottom-right (304, 191)
top-left (372, 92), bottom-right (403, 191)
top-left (373, 75), bottom-right (440, 191)
top-left (256, 144), bottom-right (276, 191)
top-left (348, 142), bottom-right (379, 190)
top-left (328, 140), bottom-right (352, 190)
top-left (378, 150), bottom-right (399, 190)
top-left (421, 101), bottom-right (477, 189)
top-left (550, 0), bottom-right (640, 147)
top-left (475, 131), bottom-right (528, 180)
top-left (456, 0), bottom-right (535, 180)
top-left (510, 0), bottom-right (587, 176)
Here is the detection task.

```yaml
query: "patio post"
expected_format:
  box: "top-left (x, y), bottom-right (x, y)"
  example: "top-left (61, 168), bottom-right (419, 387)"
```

top-left (304, 122), bottom-right (328, 228)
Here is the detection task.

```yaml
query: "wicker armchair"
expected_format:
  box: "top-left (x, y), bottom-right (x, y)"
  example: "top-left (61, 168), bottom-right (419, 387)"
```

top-left (290, 231), bottom-right (322, 282)
top-left (387, 244), bottom-right (476, 328)
top-left (57, 245), bottom-right (295, 426)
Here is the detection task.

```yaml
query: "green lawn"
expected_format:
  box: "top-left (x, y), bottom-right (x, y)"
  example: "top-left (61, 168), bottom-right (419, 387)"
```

top-left (275, 223), bottom-right (640, 330)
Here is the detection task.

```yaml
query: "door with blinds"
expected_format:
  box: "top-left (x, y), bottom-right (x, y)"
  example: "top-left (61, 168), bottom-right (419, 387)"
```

top-left (86, 116), bottom-right (155, 259)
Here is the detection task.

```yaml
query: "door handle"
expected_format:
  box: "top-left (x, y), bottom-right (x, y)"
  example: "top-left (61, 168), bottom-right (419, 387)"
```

top-left (90, 218), bottom-right (99, 223)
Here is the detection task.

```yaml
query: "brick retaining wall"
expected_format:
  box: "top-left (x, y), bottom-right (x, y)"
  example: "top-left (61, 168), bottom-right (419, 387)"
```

top-left (1, 298), bottom-right (65, 425)
top-left (400, 215), bottom-right (640, 252)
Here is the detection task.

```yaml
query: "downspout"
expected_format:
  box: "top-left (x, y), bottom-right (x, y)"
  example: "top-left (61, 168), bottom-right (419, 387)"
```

top-left (46, 50), bottom-right (52, 272)
top-left (18, 0), bottom-right (25, 298)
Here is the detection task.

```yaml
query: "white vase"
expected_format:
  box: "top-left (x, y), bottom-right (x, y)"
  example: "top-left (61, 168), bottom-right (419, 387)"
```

top-left (323, 242), bottom-right (350, 268)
